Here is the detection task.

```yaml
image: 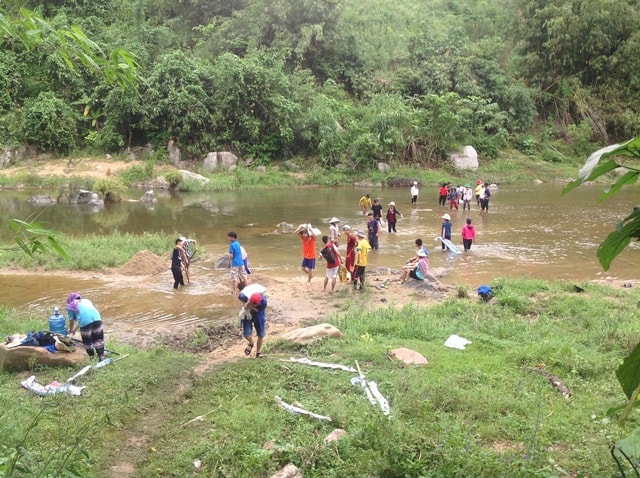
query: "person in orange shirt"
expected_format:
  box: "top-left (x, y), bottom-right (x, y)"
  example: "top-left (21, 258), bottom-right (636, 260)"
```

top-left (299, 229), bottom-right (317, 285)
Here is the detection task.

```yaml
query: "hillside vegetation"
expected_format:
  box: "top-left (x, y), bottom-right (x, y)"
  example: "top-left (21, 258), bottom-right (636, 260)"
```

top-left (1, 0), bottom-right (638, 168)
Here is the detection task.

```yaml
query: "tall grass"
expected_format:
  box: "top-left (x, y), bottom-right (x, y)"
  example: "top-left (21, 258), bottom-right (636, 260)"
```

top-left (0, 231), bottom-right (172, 270)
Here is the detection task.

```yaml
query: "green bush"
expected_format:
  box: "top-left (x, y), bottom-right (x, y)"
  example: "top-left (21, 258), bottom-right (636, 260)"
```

top-left (21, 92), bottom-right (77, 154)
top-left (92, 178), bottom-right (127, 202)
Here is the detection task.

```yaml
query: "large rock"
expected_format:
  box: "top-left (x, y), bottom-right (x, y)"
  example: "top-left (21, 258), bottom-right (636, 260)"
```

top-left (270, 464), bottom-right (302, 478)
top-left (389, 347), bottom-right (429, 365)
top-left (202, 152), bottom-right (239, 172)
top-left (0, 343), bottom-right (88, 371)
top-left (179, 170), bottom-right (210, 186)
top-left (280, 323), bottom-right (343, 345)
top-left (28, 195), bottom-right (57, 206)
top-left (450, 145), bottom-right (479, 170)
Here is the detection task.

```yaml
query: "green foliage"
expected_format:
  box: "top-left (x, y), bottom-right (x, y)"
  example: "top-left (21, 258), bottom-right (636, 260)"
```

top-left (92, 177), bottom-right (127, 202)
top-left (21, 92), bottom-right (77, 154)
top-left (163, 169), bottom-right (182, 189)
top-left (8, 218), bottom-right (69, 261)
top-left (1, 279), bottom-right (639, 476)
top-left (563, 137), bottom-right (640, 270)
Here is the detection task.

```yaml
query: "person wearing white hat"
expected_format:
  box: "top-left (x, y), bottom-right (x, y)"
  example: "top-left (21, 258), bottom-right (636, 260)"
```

top-left (329, 217), bottom-right (340, 245)
top-left (410, 181), bottom-right (419, 205)
top-left (440, 214), bottom-right (452, 250)
top-left (385, 202), bottom-right (402, 233)
top-left (398, 248), bottom-right (430, 284)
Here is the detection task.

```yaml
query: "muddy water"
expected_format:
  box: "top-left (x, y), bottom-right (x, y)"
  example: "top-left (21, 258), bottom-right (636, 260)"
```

top-left (1, 183), bottom-right (638, 332)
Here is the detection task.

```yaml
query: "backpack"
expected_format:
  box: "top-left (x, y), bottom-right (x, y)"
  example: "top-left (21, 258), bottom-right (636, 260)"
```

top-left (320, 245), bottom-right (336, 264)
top-left (478, 285), bottom-right (493, 301)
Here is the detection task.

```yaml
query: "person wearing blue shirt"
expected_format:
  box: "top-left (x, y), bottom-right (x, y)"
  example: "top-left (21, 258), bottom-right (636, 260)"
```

top-left (66, 292), bottom-right (106, 361)
top-left (441, 214), bottom-right (452, 250)
top-left (228, 231), bottom-right (248, 295)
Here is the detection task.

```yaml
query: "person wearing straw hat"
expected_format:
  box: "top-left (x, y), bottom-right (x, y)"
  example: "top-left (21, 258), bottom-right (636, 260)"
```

top-left (440, 214), bottom-right (452, 250)
top-left (410, 181), bottom-right (419, 205)
top-left (329, 217), bottom-right (341, 245)
top-left (385, 201), bottom-right (402, 233)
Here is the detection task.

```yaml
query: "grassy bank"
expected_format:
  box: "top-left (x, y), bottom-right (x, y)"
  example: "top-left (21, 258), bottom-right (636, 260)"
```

top-left (0, 150), bottom-right (581, 193)
top-left (0, 232), bottom-right (174, 270)
top-left (2, 278), bottom-right (640, 477)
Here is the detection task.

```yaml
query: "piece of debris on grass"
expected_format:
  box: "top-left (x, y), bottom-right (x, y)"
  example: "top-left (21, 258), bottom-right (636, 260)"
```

top-left (524, 367), bottom-right (571, 398)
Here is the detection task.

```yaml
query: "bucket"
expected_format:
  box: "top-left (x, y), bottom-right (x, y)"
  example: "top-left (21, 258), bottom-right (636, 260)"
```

top-left (49, 308), bottom-right (67, 336)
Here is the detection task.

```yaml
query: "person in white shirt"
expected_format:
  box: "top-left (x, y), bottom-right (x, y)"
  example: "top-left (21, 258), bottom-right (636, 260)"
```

top-left (410, 181), bottom-right (419, 205)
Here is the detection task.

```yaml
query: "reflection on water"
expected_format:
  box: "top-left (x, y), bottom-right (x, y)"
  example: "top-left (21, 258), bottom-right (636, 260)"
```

top-left (1, 184), bottom-right (638, 331)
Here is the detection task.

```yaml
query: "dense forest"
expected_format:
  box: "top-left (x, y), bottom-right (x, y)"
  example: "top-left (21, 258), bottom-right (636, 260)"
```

top-left (1, 0), bottom-right (639, 168)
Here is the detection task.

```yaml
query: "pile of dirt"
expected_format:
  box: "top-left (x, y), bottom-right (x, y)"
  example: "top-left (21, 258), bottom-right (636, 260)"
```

top-left (118, 250), bottom-right (168, 276)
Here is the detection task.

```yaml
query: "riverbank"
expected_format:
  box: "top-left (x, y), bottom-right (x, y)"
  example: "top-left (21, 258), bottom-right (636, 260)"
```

top-left (0, 152), bottom-right (582, 189)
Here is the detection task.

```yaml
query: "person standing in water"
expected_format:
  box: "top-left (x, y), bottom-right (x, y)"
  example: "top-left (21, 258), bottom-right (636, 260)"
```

top-left (410, 181), bottom-right (419, 205)
top-left (171, 238), bottom-right (189, 289)
top-left (461, 217), bottom-right (476, 251)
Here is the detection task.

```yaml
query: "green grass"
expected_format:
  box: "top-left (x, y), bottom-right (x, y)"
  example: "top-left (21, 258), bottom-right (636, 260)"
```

top-left (2, 279), bottom-right (640, 476)
top-left (0, 231), bottom-right (174, 270)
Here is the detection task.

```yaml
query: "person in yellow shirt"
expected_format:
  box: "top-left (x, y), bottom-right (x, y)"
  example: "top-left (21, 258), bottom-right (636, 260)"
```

top-left (353, 230), bottom-right (371, 290)
top-left (359, 194), bottom-right (372, 215)
top-left (474, 180), bottom-right (484, 205)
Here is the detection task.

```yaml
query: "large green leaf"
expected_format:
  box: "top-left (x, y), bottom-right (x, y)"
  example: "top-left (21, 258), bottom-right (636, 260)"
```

top-left (616, 341), bottom-right (640, 400)
top-left (562, 137), bottom-right (640, 195)
top-left (597, 207), bottom-right (640, 270)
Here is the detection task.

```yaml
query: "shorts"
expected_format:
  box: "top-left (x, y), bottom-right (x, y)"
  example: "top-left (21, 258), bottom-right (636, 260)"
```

top-left (230, 265), bottom-right (248, 282)
top-left (302, 258), bottom-right (316, 270)
top-left (325, 266), bottom-right (339, 279)
top-left (242, 316), bottom-right (266, 338)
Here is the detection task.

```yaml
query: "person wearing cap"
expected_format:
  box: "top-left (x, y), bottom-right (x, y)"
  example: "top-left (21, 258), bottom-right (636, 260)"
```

top-left (462, 184), bottom-right (473, 211)
top-left (440, 214), bottom-right (452, 250)
top-left (299, 228), bottom-right (317, 285)
top-left (66, 292), bottom-right (107, 361)
top-left (385, 202), bottom-right (402, 233)
top-left (366, 211), bottom-right (379, 250)
top-left (353, 230), bottom-right (371, 290)
top-left (228, 231), bottom-right (248, 295)
top-left (398, 248), bottom-right (430, 284)
top-left (238, 290), bottom-right (268, 358)
top-left (410, 181), bottom-right (419, 205)
top-left (343, 225), bottom-right (357, 278)
top-left (359, 194), bottom-right (372, 215)
top-left (171, 237), bottom-right (189, 289)
top-left (329, 217), bottom-right (340, 245)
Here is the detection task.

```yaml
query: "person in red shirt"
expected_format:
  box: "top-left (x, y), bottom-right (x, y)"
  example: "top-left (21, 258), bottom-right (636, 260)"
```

top-left (343, 225), bottom-right (358, 277)
top-left (320, 235), bottom-right (342, 292)
top-left (461, 217), bottom-right (476, 251)
top-left (439, 183), bottom-right (449, 207)
top-left (385, 202), bottom-right (402, 233)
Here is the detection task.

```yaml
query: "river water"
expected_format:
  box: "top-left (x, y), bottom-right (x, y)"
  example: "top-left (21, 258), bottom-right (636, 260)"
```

top-left (1, 183), bottom-right (638, 330)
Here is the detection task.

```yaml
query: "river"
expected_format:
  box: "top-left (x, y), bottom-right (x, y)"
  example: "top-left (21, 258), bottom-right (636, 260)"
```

top-left (0, 183), bottom-right (638, 330)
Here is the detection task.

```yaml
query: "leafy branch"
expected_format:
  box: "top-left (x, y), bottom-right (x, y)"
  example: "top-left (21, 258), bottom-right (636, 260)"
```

top-left (563, 137), bottom-right (640, 270)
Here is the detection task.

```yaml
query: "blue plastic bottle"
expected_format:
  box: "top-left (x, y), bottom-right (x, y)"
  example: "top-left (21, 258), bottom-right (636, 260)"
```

top-left (48, 307), bottom-right (67, 336)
